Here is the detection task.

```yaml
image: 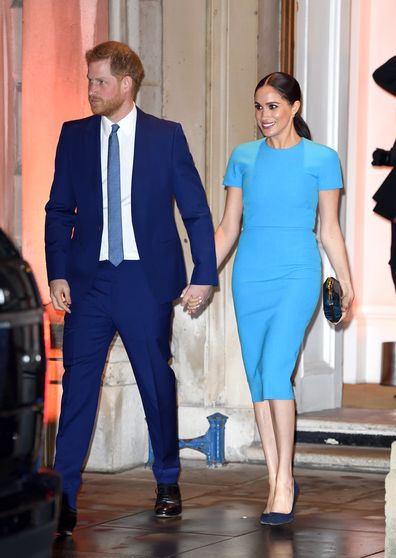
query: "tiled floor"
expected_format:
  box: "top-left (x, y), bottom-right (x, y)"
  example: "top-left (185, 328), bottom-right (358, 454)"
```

top-left (52, 461), bottom-right (385, 558)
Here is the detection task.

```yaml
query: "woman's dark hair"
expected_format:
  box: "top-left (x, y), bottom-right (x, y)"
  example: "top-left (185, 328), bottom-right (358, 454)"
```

top-left (255, 72), bottom-right (312, 140)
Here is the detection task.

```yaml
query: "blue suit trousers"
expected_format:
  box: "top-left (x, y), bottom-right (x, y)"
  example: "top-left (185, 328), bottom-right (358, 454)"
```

top-left (54, 261), bottom-right (180, 509)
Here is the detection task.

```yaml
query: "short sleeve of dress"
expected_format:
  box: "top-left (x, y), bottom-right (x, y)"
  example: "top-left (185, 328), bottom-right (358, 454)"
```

top-left (223, 148), bottom-right (243, 188)
top-left (318, 148), bottom-right (343, 191)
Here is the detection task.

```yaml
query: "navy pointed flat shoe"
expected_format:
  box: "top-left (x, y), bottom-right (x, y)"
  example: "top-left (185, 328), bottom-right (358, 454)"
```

top-left (261, 510), bottom-right (294, 525)
top-left (260, 480), bottom-right (299, 526)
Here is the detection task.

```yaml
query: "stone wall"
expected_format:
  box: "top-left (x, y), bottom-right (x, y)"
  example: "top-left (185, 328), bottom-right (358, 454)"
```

top-left (85, 0), bottom-right (276, 471)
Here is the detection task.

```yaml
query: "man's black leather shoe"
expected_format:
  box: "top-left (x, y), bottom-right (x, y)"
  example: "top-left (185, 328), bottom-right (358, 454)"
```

top-left (154, 483), bottom-right (182, 517)
top-left (56, 496), bottom-right (77, 536)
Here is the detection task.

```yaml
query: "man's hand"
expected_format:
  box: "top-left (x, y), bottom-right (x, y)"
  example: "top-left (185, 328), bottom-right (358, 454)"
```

top-left (50, 279), bottom-right (72, 313)
top-left (180, 284), bottom-right (213, 315)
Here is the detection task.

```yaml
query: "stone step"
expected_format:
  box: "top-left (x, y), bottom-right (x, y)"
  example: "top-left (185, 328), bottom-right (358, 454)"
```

top-left (295, 413), bottom-right (395, 448)
top-left (245, 441), bottom-right (390, 472)
top-left (295, 407), bottom-right (396, 447)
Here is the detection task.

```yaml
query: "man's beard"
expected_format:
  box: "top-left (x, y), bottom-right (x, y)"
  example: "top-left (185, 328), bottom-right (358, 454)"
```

top-left (88, 95), bottom-right (124, 118)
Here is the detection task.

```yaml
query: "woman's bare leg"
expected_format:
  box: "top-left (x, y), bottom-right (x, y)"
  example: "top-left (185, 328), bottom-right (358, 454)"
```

top-left (254, 401), bottom-right (279, 513)
top-left (269, 399), bottom-right (296, 513)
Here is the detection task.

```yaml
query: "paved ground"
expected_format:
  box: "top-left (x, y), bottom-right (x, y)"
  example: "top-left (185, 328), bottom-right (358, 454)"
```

top-left (52, 461), bottom-right (385, 558)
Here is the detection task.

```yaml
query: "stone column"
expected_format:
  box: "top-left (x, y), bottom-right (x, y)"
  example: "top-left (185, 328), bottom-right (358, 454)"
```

top-left (91, 0), bottom-right (277, 469)
top-left (109, 0), bottom-right (162, 116)
top-left (163, 0), bottom-right (259, 461)
top-left (204, 0), bottom-right (259, 454)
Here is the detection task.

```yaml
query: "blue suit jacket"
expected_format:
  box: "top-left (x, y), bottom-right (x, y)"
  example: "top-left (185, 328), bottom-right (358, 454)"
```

top-left (45, 108), bottom-right (218, 303)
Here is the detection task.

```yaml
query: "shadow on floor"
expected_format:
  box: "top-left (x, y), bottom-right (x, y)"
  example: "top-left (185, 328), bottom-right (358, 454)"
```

top-left (52, 461), bottom-right (385, 558)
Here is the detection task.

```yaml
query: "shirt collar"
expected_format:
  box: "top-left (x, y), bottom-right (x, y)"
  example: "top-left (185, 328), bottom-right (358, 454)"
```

top-left (101, 104), bottom-right (137, 137)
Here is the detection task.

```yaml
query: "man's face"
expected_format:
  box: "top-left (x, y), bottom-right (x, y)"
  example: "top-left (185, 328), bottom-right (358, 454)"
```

top-left (87, 59), bottom-right (130, 119)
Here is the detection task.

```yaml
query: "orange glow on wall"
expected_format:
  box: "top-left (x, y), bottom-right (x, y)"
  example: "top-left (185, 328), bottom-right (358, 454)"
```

top-left (21, 0), bottom-right (108, 302)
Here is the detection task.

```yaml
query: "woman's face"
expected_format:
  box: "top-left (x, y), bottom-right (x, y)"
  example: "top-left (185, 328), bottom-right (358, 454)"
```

top-left (254, 85), bottom-right (300, 139)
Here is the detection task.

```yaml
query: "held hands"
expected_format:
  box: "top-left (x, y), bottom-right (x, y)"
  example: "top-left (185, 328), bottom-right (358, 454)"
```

top-left (49, 279), bottom-right (72, 314)
top-left (180, 284), bottom-right (213, 315)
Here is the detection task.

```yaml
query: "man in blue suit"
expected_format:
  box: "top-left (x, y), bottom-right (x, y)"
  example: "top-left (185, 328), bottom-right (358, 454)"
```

top-left (45, 41), bottom-right (218, 536)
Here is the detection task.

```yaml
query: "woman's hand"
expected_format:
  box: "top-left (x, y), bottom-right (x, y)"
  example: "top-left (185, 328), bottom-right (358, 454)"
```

top-left (338, 280), bottom-right (354, 323)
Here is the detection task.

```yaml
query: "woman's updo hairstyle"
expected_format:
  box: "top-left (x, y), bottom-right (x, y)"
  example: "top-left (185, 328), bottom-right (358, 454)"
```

top-left (255, 72), bottom-right (312, 140)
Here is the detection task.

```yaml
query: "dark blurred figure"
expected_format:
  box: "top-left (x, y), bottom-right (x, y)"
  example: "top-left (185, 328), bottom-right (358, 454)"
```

top-left (372, 56), bottom-right (396, 289)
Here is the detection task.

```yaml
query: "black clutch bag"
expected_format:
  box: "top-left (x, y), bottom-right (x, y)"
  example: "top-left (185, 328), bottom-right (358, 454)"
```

top-left (323, 277), bottom-right (342, 323)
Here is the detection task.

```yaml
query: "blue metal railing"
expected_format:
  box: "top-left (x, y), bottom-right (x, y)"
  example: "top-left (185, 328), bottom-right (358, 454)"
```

top-left (146, 412), bottom-right (228, 468)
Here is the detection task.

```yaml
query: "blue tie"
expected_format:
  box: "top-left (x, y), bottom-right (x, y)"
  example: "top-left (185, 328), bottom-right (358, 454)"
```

top-left (107, 123), bottom-right (124, 266)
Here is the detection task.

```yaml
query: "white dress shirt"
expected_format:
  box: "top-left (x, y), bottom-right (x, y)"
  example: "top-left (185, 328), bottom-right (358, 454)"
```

top-left (99, 105), bottom-right (140, 261)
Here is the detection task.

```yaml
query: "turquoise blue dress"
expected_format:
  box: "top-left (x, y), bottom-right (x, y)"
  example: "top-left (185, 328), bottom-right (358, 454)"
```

top-left (223, 138), bottom-right (343, 402)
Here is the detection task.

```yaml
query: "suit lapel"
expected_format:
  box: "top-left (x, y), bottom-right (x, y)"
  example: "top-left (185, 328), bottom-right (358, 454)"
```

top-left (132, 108), bottom-right (151, 224)
top-left (84, 115), bottom-right (102, 222)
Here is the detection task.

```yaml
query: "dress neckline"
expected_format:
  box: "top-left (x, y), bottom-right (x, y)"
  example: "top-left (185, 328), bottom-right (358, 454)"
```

top-left (263, 137), bottom-right (304, 151)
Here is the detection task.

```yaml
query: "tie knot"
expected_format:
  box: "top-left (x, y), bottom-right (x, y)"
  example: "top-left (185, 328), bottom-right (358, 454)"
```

top-left (111, 123), bottom-right (120, 135)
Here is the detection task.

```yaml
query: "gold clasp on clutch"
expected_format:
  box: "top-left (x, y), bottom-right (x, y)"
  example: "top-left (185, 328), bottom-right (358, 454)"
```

top-left (327, 278), bottom-right (333, 304)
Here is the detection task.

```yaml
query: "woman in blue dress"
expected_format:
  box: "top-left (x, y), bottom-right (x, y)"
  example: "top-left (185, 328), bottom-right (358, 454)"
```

top-left (214, 73), bottom-right (354, 525)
